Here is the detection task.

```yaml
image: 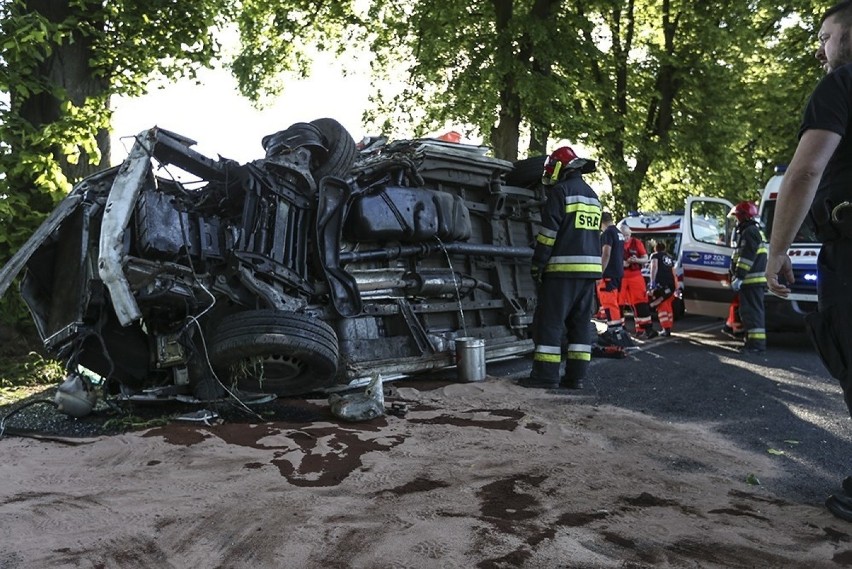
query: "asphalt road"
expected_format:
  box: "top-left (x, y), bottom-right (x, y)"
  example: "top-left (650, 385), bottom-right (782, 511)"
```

top-left (487, 313), bottom-right (852, 505)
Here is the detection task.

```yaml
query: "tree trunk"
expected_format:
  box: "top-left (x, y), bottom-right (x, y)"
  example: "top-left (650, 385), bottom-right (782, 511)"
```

top-left (489, 0), bottom-right (520, 161)
top-left (20, 0), bottom-right (110, 186)
top-left (528, 127), bottom-right (549, 156)
top-left (490, 97), bottom-right (522, 161)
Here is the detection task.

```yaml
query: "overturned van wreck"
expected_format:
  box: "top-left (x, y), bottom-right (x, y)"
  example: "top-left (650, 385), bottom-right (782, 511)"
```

top-left (0, 119), bottom-right (543, 411)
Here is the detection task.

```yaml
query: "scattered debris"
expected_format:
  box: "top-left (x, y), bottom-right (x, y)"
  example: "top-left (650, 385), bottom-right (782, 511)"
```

top-left (175, 409), bottom-right (220, 426)
top-left (386, 402), bottom-right (409, 418)
top-left (54, 374), bottom-right (98, 418)
top-left (592, 344), bottom-right (627, 359)
top-left (328, 374), bottom-right (385, 422)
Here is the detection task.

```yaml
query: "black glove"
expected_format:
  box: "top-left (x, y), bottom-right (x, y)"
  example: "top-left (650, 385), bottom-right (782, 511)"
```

top-left (531, 265), bottom-right (543, 285)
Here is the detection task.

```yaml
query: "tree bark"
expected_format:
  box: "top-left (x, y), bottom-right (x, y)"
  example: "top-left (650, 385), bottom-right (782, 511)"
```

top-left (20, 0), bottom-right (110, 185)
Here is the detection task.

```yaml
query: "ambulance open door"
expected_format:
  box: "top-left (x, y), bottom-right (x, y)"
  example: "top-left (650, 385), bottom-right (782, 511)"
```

top-left (680, 197), bottom-right (738, 319)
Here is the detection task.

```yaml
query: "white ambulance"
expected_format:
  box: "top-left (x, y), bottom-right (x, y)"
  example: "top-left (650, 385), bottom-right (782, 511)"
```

top-left (616, 212), bottom-right (718, 319)
top-left (680, 165), bottom-right (818, 330)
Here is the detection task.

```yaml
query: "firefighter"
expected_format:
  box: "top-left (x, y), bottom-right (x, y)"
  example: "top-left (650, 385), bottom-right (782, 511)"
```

top-left (730, 200), bottom-right (767, 353)
top-left (521, 147), bottom-right (601, 390)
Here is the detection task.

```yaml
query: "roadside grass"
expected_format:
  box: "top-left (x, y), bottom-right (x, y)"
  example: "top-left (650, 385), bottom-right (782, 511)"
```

top-left (0, 352), bottom-right (64, 406)
top-left (0, 352), bottom-right (181, 435)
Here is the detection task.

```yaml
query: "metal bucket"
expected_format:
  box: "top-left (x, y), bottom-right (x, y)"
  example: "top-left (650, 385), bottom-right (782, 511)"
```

top-left (454, 337), bottom-right (486, 382)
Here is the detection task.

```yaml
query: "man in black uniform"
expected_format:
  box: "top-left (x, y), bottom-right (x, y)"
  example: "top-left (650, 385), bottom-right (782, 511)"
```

top-left (766, 0), bottom-right (852, 521)
top-left (648, 241), bottom-right (679, 336)
top-left (729, 201), bottom-right (767, 353)
top-left (520, 147), bottom-right (601, 390)
top-left (597, 212), bottom-right (633, 348)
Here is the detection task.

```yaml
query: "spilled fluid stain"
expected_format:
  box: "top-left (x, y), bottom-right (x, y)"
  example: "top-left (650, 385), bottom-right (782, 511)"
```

top-left (477, 474), bottom-right (546, 534)
top-left (141, 403), bottom-right (521, 488)
top-left (824, 526), bottom-right (852, 544)
top-left (474, 474), bottom-right (547, 567)
top-left (380, 477), bottom-right (451, 496)
top-left (555, 511), bottom-right (609, 527)
top-left (707, 507), bottom-right (769, 522)
top-left (143, 426), bottom-right (211, 446)
top-left (144, 420), bottom-right (405, 487)
top-left (622, 491), bottom-right (679, 508)
top-left (475, 548), bottom-right (532, 569)
top-left (409, 408), bottom-right (523, 431)
top-left (601, 530), bottom-right (636, 549)
top-left (268, 425), bottom-right (406, 487)
top-left (668, 538), bottom-right (804, 567)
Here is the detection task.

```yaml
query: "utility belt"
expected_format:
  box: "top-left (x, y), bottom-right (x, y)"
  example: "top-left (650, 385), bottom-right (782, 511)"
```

top-left (815, 199), bottom-right (852, 241)
top-left (599, 276), bottom-right (621, 292)
top-left (648, 284), bottom-right (675, 308)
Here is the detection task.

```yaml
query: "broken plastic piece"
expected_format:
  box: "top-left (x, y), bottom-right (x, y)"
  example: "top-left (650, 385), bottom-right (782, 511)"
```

top-left (328, 374), bottom-right (385, 422)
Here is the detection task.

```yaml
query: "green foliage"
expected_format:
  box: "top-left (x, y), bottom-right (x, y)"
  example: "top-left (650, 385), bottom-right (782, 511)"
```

top-left (363, 0), bottom-right (825, 217)
top-left (365, 0), bottom-right (584, 158)
top-left (98, 0), bottom-right (232, 96)
top-left (566, 0), bottom-right (823, 216)
top-left (0, 0), bottom-right (833, 312)
top-left (0, 0), bottom-right (362, 332)
top-left (230, 0), bottom-right (362, 103)
top-left (0, 352), bottom-right (65, 390)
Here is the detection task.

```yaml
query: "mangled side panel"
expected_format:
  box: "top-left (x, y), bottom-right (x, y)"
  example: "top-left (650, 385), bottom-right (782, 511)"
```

top-left (334, 141), bottom-right (539, 374)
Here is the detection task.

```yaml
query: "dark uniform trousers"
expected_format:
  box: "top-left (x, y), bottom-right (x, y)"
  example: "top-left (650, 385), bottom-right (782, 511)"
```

top-left (731, 221), bottom-right (767, 351)
top-left (739, 284), bottom-right (766, 351)
top-left (530, 277), bottom-right (595, 384)
top-left (807, 239), bottom-right (852, 417)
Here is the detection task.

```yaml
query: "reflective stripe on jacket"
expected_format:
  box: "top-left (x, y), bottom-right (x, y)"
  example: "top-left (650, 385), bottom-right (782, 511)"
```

top-left (732, 220), bottom-right (767, 286)
top-left (532, 173), bottom-right (602, 279)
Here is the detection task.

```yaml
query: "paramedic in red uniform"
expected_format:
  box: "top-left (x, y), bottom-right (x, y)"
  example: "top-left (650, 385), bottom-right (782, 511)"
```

top-left (619, 225), bottom-right (658, 339)
top-left (521, 147), bottom-right (601, 390)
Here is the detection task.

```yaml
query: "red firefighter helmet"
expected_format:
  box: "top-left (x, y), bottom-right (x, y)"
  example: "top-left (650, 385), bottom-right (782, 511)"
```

top-left (542, 146), bottom-right (583, 185)
top-left (729, 201), bottom-right (758, 221)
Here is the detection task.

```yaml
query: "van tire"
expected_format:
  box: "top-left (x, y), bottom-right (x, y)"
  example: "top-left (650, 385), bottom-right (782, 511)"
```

top-left (209, 310), bottom-right (339, 396)
top-left (506, 156), bottom-right (546, 187)
top-left (311, 118), bottom-right (357, 181)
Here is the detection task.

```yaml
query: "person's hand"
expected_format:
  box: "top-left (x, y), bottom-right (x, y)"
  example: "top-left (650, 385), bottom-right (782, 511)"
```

top-left (766, 252), bottom-right (794, 298)
top-left (531, 265), bottom-right (542, 286)
top-left (730, 278), bottom-right (742, 292)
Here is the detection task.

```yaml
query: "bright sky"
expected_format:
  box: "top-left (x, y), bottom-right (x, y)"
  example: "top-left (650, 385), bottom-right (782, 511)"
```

top-left (110, 54), bottom-right (374, 165)
top-left (108, 55), bottom-right (610, 193)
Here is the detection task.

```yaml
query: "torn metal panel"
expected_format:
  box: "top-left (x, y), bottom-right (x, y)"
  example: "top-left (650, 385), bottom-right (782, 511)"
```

top-left (97, 129), bottom-right (157, 326)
